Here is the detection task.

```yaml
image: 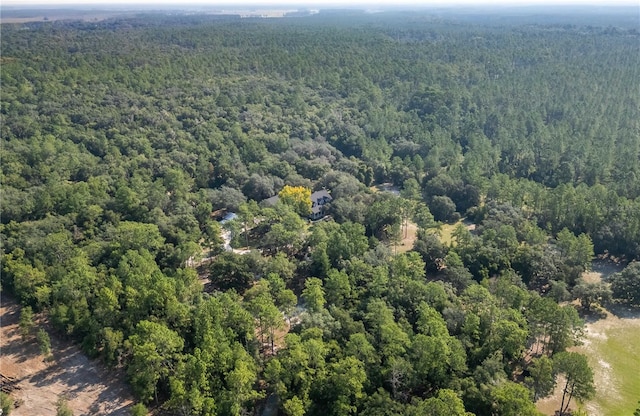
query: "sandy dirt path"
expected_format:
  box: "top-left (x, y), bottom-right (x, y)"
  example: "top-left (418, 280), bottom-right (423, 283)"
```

top-left (0, 295), bottom-right (135, 416)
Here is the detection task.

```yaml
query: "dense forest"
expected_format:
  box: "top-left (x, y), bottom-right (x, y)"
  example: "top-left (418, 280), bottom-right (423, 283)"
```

top-left (1, 9), bottom-right (639, 416)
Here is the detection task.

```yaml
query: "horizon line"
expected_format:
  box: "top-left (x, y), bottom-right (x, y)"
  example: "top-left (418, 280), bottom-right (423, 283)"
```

top-left (2, 1), bottom-right (638, 7)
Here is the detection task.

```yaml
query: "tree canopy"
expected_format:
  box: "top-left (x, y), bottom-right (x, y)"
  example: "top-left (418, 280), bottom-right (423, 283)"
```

top-left (1, 8), bottom-right (637, 415)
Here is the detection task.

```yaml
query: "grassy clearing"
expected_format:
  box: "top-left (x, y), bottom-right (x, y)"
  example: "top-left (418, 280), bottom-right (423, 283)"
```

top-left (438, 219), bottom-right (463, 246)
top-left (436, 218), bottom-right (477, 247)
top-left (575, 264), bottom-right (639, 416)
top-left (577, 312), bottom-right (640, 416)
top-left (537, 308), bottom-right (640, 416)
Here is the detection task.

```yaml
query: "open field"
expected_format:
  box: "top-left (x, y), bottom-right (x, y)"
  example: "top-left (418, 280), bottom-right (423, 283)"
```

top-left (577, 262), bottom-right (639, 416)
top-left (537, 262), bottom-right (639, 416)
top-left (0, 295), bottom-right (135, 416)
top-left (438, 220), bottom-right (461, 246)
top-left (578, 308), bottom-right (640, 416)
top-left (437, 218), bottom-right (476, 246)
top-left (537, 306), bottom-right (640, 416)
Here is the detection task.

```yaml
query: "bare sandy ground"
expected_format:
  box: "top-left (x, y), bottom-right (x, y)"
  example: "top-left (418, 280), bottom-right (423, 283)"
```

top-left (396, 221), bottom-right (418, 254)
top-left (581, 259), bottom-right (624, 284)
top-left (0, 295), bottom-right (136, 416)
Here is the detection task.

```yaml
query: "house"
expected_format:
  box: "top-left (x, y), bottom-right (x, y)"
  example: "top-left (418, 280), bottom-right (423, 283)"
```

top-left (309, 189), bottom-right (332, 220)
top-left (261, 189), bottom-right (332, 220)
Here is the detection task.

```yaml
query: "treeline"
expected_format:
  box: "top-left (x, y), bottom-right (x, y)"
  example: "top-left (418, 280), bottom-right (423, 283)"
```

top-left (1, 11), bottom-right (639, 415)
top-left (2, 15), bottom-right (639, 255)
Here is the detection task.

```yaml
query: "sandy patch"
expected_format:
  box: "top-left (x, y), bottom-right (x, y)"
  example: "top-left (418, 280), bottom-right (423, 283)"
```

top-left (0, 295), bottom-right (135, 416)
top-left (396, 221), bottom-right (418, 254)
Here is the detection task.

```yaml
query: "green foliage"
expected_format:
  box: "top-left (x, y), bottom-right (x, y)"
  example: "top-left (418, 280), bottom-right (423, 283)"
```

top-left (283, 396), bottom-right (305, 416)
top-left (309, 356), bottom-right (366, 416)
top-left (261, 204), bottom-right (307, 255)
top-left (555, 229), bottom-right (594, 284)
top-left (265, 252), bottom-right (296, 281)
top-left (430, 195), bottom-right (460, 223)
top-left (245, 281), bottom-right (285, 355)
top-left (365, 194), bottom-right (403, 240)
top-left (487, 319), bottom-right (528, 361)
top-left (302, 278), bottom-right (326, 313)
top-left (408, 389), bottom-right (470, 416)
top-left (2, 249), bottom-right (49, 307)
top-left (325, 222), bottom-right (369, 267)
top-left (553, 352), bottom-right (596, 415)
top-left (416, 302), bottom-right (448, 337)
top-left (56, 396), bottom-right (74, 416)
top-left (572, 279), bottom-right (612, 310)
top-left (324, 269), bottom-right (353, 307)
top-left (129, 403), bottom-right (148, 416)
top-left (491, 382), bottom-right (541, 416)
top-left (127, 320), bottom-right (184, 403)
top-left (526, 295), bottom-right (584, 356)
top-left (526, 355), bottom-right (556, 401)
top-left (19, 305), bottom-right (35, 340)
top-left (279, 185), bottom-right (312, 216)
top-left (1, 392), bottom-right (13, 416)
top-left (209, 252), bottom-right (255, 293)
top-left (37, 328), bottom-right (51, 358)
top-left (109, 222), bottom-right (165, 257)
top-left (610, 261), bottom-right (640, 306)
top-left (1, 10), bottom-right (635, 415)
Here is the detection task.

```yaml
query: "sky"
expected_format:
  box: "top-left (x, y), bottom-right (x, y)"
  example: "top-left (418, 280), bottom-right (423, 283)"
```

top-left (2, 0), bottom-right (638, 6)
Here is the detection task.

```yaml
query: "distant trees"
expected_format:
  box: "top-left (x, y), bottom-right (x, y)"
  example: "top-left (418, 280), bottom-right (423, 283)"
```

top-left (525, 295), bottom-right (583, 356)
top-left (430, 195), bottom-right (459, 223)
top-left (245, 281), bottom-right (285, 354)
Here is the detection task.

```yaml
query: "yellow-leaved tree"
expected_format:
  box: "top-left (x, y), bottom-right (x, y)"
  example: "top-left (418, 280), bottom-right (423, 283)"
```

top-left (278, 185), bottom-right (312, 216)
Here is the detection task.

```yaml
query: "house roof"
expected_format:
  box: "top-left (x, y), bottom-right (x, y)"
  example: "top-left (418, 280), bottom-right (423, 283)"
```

top-left (311, 189), bottom-right (332, 201)
top-left (262, 195), bottom-right (280, 206)
top-left (310, 190), bottom-right (332, 216)
top-left (220, 212), bottom-right (237, 224)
